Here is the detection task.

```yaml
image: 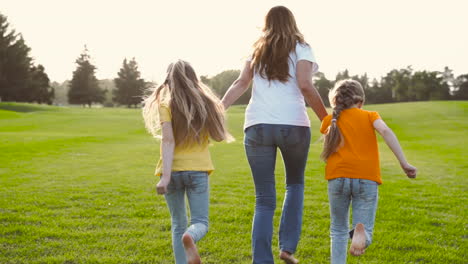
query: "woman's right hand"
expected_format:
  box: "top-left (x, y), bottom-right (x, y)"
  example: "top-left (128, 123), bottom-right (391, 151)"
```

top-left (156, 177), bottom-right (170, 195)
top-left (401, 163), bottom-right (417, 178)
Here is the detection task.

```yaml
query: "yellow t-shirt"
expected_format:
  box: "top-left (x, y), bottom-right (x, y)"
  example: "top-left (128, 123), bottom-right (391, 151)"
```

top-left (320, 108), bottom-right (382, 184)
top-left (155, 104), bottom-right (214, 176)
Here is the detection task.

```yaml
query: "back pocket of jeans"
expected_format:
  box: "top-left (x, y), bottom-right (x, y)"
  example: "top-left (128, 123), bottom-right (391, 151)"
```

top-left (189, 174), bottom-right (208, 194)
top-left (283, 126), bottom-right (310, 146)
top-left (359, 179), bottom-right (378, 200)
top-left (328, 178), bottom-right (345, 195)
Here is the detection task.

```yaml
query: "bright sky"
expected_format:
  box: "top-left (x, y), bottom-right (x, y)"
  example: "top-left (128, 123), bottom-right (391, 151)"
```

top-left (3, 0), bottom-right (468, 83)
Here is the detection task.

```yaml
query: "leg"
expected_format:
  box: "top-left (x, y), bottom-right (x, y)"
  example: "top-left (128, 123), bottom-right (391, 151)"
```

top-left (277, 126), bottom-right (310, 259)
top-left (245, 124), bottom-right (277, 264)
top-left (164, 173), bottom-right (188, 264)
top-left (186, 171), bottom-right (209, 242)
top-left (350, 179), bottom-right (379, 256)
top-left (328, 178), bottom-right (351, 264)
top-left (183, 171), bottom-right (209, 264)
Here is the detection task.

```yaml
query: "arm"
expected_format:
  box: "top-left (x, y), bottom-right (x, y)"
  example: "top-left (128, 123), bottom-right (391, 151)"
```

top-left (296, 60), bottom-right (328, 121)
top-left (156, 121), bottom-right (176, 194)
top-left (221, 61), bottom-right (253, 109)
top-left (373, 119), bottom-right (417, 178)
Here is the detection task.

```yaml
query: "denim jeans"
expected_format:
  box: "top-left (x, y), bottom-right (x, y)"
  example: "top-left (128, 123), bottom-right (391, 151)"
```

top-left (328, 177), bottom-right (379, 264)
top-left (244, 123), bottom-right (311, 264)
top-left (164, 171), bottom-right (209, 264)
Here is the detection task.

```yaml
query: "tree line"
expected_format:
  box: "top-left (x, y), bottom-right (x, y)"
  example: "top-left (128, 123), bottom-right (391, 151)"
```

top-left (202, 67), bottom-right (468, 107)
top-left (315, 67), bottom-right (468, 105)
top-left (1, 12), bottom-right (467, 107)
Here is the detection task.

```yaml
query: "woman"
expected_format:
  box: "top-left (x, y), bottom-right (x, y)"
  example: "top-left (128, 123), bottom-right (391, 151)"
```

top-left (221, 6), bottom-right (328, 264)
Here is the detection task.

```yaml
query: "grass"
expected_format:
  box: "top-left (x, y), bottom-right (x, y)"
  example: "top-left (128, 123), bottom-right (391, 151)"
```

top-left (0, 101), bottom-right (466, 263)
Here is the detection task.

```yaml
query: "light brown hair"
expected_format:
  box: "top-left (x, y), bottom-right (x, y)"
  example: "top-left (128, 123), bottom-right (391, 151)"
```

top-left (321, 79), bottom-right (365, 161)
top-left (142, 60), bottom-right (232, 147)
top-left (251, 6), bottom-right (306, 82)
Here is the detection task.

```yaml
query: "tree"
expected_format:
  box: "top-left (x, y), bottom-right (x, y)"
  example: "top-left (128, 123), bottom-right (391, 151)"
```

top-left (202, 70), bottom-right (252, 105)
top-left (68, 46), bottom-right (105, 107)
top-left (386, 67), bottom-right (413, 101)
top-left (335, 69), bottom-right (350, 82)
top-left (319, 71), bottom-right (372, 105)
top-left (313, 72), bottom-right (333, 107)
top-left (0, 13), bottom-right (32, 102)
top-left (453, 74), bottom-right (468, 100)
top-left (113, 58), bottom-right (145, 107)
top-left (410, 71), bottom-right (450, 101)
top-left (28, 64), bottom-right (54, 104)
top-left (441, 67), bottom-right (456, 96)
top-left (202, 70), bottom-right (239, 96)
top-left (0, 13), bottom-right (53, 103)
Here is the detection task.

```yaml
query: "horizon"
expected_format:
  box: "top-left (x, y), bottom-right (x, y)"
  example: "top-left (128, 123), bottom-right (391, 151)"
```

top-left (3, 0), bottom-right (468, 83)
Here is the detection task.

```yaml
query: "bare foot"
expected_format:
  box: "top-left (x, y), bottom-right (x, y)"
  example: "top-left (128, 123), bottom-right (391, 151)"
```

top-left (182, 233), bottom-right (201, 264)
top-left (279, 251), bottom-right (299, 264)
top-left (349, 223), bottom-right (366, 256)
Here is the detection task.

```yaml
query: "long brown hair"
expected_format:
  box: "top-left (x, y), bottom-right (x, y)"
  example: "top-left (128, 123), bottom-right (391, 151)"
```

top-left (142, 60), bottom-right (232, 147)
top-left (321, 79), bottom-right (365, 161)
top-left (251, 6), bottom-right (306, 82)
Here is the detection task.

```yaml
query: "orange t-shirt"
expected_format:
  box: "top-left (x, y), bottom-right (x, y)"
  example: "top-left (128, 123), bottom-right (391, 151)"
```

top-left (320, 108), bottom-right (382, 184)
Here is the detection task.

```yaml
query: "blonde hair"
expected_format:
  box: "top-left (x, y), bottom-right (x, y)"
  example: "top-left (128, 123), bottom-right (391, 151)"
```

top-left (251, 6), bottom-right (306, 82)
top-left (321, 79), bottom-right (365, 161)
top-left (142, 60), bottom-right (232, 147)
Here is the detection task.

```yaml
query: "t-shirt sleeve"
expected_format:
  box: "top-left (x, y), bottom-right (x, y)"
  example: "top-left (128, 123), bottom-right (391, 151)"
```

top-left (320, 115), bottom-right (332, 134)
top-left (296, 43), bottom-right (319, 73)
top-left (369, 111), bottom-right (381, 124)
top-left (158, 104), bottom-right (171, 123)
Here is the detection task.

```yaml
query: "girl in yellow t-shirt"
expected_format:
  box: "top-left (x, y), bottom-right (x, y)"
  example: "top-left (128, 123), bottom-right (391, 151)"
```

top-left (142, 60), bottom-right (232, 264)
top-left (320, 79), bottom-right (417, 264)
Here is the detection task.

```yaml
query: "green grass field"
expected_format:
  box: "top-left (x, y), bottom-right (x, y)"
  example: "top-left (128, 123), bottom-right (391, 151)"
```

top-left (0, 101), bottom-right (466, 263)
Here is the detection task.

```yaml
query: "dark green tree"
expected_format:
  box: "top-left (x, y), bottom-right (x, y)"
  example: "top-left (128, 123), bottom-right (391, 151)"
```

top-left (371, 76), bottom-right (394, 104)
top-left (68, 47), bottom-right (105, 107)
top-left (387, 67), bottom-right (412, 101)
top-left (409, 71), bottom-right (450, 101)
top-left (28, 64), bottom-right (54, 104)
top-left (0, 13), bottom-right (32, 102)
top-left (364, 79), bottom-right (379, 104)
top-left (113, 58), bottom-right (145, 107)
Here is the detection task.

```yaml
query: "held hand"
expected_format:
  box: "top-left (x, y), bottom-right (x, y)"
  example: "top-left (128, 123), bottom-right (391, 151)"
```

top-left (156, 177), bottom-right (170, 195)
top-left (401, 163), bottom-right (417, 178)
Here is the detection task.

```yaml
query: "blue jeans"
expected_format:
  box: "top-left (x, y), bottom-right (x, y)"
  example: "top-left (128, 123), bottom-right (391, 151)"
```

top-left (244, 124), bottom-right (311, 264)
top-left (328, 178), bottom-right (379, 264)
top-left (164, 171), bottom-right (209, 264)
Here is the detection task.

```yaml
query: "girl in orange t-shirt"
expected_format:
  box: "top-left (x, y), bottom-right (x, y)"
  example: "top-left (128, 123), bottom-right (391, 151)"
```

top-left (320, 79), bottom-right (417, 264)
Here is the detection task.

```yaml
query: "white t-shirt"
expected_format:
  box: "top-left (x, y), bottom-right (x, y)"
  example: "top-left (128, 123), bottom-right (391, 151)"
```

top-left (244, 42), bottom-right (318, 129)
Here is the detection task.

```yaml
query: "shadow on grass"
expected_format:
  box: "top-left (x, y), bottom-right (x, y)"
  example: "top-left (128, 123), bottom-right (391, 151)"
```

top-left (0, 102), bottom-right (60, 113)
